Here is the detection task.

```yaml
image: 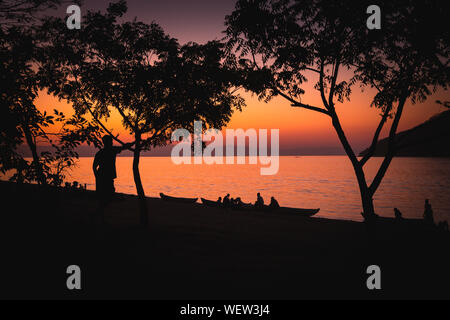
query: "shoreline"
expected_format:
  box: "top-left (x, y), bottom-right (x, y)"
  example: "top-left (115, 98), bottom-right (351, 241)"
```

top-left (0, 180), bottom-right (449, 299)
top-left (3, 178), bottom-right (446, 224)
top-left (0, 179), bottom-right (374, 223)
top-left (4, 155), bottom-right (450, 224)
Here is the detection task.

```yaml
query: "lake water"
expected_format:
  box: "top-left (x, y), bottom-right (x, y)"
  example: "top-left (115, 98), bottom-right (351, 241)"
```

top-left (58, 156), bottom-right (450, 222)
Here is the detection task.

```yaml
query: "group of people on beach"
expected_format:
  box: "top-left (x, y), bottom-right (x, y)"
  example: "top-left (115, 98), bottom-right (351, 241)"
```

top-left (91, 135), bottom-right (448, 230)
top-left (394, 199), bottom-right (448, 231)
top-left (216, 192), bottom-right (280, 211)
top-left (65, 181), bottom-right (87, 190)
top-left (394, 199), bottom-right (434, 223)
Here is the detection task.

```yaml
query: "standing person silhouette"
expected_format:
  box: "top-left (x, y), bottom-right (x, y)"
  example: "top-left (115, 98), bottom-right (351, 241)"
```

top-left (93, 135), bottom-right (132, 222)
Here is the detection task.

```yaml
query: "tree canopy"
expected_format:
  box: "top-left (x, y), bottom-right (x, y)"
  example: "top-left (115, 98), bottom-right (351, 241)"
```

top-left (0, 0), bottom-right (94, 185)
top-left (225, 0), bottom-right (449, 219)
top-left (40, 1), bottom-right (244, 150)
top-left (38, 1), bottom-right (245, 224)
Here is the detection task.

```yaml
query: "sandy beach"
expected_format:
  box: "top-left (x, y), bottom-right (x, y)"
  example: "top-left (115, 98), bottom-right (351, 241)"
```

top-left (1, 181), bottom-right (449, 299)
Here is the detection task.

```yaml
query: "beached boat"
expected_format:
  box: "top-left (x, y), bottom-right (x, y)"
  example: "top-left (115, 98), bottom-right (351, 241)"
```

top-left (200, 197), bottom-right (319, 217)
top-left (201, 198), bottom-right (254, 210)
top-left (274, 206), bottom-right (320, 217)
top-left (201, 198), bottom-right (220, 207)
top-left (160, 193), bottom-right (198, 203)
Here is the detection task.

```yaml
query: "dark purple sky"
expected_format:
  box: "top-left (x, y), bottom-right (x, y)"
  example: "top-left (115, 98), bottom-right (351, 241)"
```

top-left (40, 0), bottom-right (447, 156)
top-left (80, 0), bottom-right (236, 44)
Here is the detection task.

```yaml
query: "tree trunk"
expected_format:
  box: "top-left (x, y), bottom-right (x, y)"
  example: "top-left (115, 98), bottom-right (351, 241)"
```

top-left (352, 162), bottom-right (377, 222)
top-left (22, 123), bottom-right (46, 185)
top-left (329, 111), bottom-right (376, 220)
top-left (133, 135), bottom-right (149, 226)
top-left (359, 182), bottom-right (375, 218)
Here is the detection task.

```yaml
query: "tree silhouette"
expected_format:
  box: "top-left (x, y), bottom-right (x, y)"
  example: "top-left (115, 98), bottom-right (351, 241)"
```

top-left (0, 26), bottom-right (45, 183)
top-left (0, 0), bottom-right (78, 29)
top-left (0, 0), bottom-right (96, 185)
top-left (40, 1), bottom-right (244, 225)
top-left (225, 0), bottom-right (449, 220)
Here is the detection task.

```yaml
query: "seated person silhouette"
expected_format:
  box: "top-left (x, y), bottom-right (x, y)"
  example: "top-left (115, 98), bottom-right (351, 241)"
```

top-left (255, 192), bottom-right (264, 209)
top-left (72, 181), bottom-right (79, 190)
top-left (223, 194), bottom-right (231, 208)
top-left (217, 197), bottom-right (222, 204)
top-left (394, 208), bottom-right (403, 220)
top-left (269, 196), bottom-right (280, 210)
top-left (93, 135), bottom-right (132, 206)
top-left (423, 199), bottom-right (434, 225)
top-left (232, 197), bottom-right (243, 210)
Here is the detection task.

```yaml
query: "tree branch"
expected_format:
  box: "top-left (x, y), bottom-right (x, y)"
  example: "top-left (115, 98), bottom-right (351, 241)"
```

top-left (274, 89), bottom-right (329, 115)
top-left (303, 66), bottom-right (320, 73)
top-left (142, 121), bottom-right (174, 146)
top-left (330, 110), bottom-right (359, 166)
top-left (291, 102), bottom-right (330, 115)
top-left (328, 56), bottom-right (341, 106)
top-left (250, 48), bottom-right (261, 70)
top-left (319, 59), bottom-right (330, 109)
top-left (369, 95), bottom-right (407, 195)
top-left (114, 103), bottom-right (135, 130)
top-left (72, 72), bottom-right (135, 151)
top-left (85, 100), bottom-right (135, 151)
top-left (359, 105), bottom-right (392, 166)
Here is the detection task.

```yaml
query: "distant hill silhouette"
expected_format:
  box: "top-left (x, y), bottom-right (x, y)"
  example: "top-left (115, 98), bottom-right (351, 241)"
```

top-left (359, 110), bottom-right (450, 157)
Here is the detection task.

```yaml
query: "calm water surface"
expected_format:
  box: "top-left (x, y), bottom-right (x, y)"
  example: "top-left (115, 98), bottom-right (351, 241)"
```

top-left (61, 156), bottom-right (450, 222)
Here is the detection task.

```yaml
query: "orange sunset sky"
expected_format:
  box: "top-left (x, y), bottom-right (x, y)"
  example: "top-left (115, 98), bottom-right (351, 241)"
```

top-left (35, 0), bottom-right (449, 155)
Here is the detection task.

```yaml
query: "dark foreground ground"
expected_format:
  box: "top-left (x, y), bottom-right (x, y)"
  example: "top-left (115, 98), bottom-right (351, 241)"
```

top-left (0, 181), bottom-right (449, 300)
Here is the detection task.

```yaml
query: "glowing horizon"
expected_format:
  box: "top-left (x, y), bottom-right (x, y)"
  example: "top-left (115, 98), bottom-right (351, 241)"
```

top-left (33, 0), bottom-right (449, 155)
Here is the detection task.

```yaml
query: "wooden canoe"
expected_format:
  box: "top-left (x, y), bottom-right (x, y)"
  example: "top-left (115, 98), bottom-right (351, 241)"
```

top-left (274, 206), bottom-right (320, 217)
top-left (160, 193), bottom-right (198, 204)
top-left (201, 198), bottom-right (221, 207)
top-left (200, 197), bottom-right (319, 217)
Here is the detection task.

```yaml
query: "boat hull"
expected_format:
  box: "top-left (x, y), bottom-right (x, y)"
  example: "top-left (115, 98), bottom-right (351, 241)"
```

top-left (160, 193), bottom-right (198, 204)
top-left (200, 198), bottom-right (319, 217)
top-left (201, 198), bottom-right (220, 207)
top-left (275, 207), bottom-right (320, 217)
